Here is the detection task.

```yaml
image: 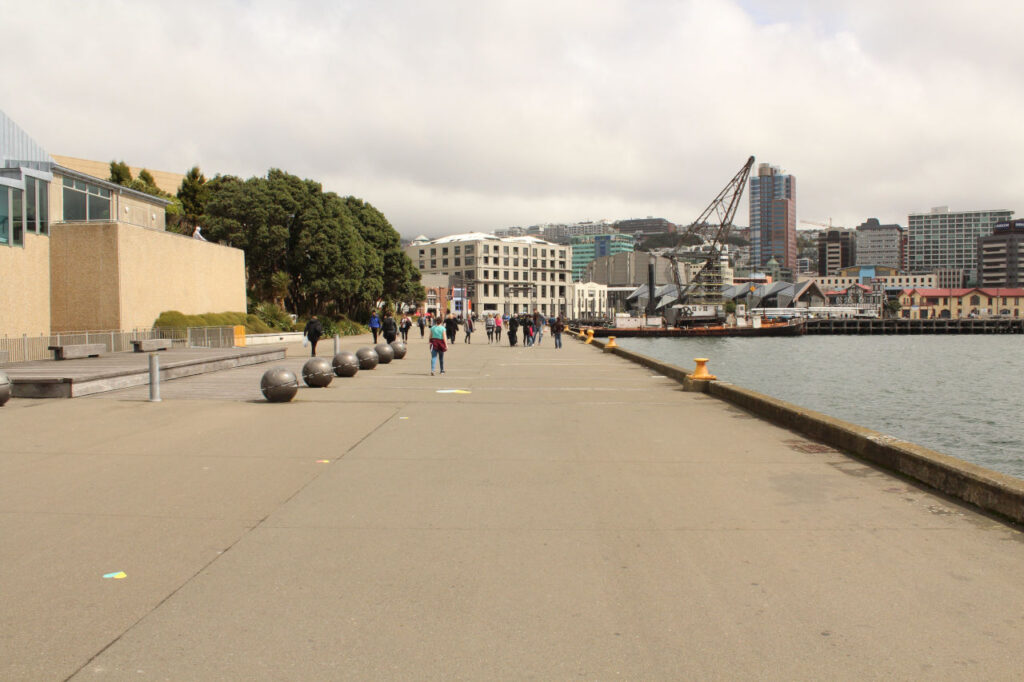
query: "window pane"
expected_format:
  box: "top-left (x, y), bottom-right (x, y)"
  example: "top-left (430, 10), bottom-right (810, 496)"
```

top-left (12, 188), bottom-right (23, 245)
top-left (88, 193), bottom-right (111, 221)
top-left (63, 177), bottom-right (74, 187)
top-left (0, 188), bottom-right (8, 244)
top-left (26, 178), bottom-right (36, 234)
top-left (74, 180), bottom-right (86, 191)
top-left (63, 187), bottom-right (87, 220)
top-left (38, 182), bottom-right (48, 235)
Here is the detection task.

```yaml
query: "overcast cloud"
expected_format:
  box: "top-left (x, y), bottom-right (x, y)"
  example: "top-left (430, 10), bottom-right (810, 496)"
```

top-left (3, 0), bottom-right (1022, 237)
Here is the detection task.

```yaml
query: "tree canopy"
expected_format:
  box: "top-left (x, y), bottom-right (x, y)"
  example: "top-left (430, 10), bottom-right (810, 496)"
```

top-left (199, 168), bottom-right (422, 319)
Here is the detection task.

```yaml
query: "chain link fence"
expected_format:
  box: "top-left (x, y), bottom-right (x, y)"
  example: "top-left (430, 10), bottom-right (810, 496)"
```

top-left (0, 326), bottom-right (238, 364)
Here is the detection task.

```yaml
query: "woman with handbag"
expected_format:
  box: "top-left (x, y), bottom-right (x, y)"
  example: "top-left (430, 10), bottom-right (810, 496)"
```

top-left (429, 319), bottom-right (447, 375)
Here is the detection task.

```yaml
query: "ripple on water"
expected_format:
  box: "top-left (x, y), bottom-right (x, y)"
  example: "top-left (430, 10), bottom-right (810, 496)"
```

top-left (620, 335), bottom-right (1024, 479)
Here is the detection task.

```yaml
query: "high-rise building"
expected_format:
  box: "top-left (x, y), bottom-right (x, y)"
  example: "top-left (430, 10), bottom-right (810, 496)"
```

top-left (908, 206), bottom-right (1014, 284)
top-left (855, 218), bottom-right (906, 270)
top-left (977, 219), bottom-right (1024, 287)
top-left (571, 233), bottom-right (634, 281)
top-left (749, 163), bottom-right (796, 269)
top-left (817, 229), bottom-right (857, 275)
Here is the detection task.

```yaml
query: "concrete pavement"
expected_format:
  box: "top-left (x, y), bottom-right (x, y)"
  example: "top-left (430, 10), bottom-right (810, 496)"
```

top-left (2, 330), bottom-right (1023, 679)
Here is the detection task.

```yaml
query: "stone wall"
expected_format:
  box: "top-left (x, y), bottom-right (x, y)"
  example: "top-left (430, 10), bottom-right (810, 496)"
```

top-left (0, 233), bottom-right (52, 336)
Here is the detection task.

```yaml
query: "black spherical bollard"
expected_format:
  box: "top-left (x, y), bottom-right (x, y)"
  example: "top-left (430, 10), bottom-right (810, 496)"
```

top-left (260, 367), bottom-right (299, 402)
top-left (375, 343), bottom-right (395, 364)
top-left (332, 351), bottom-right (359, 377)
top-left (302, 357), bottom-right (334, 387)
top-left (390, 341), bottom-right (407, 359)
top-left (0, 371), bottom-right (10, 407)
top-left (355, 347), bottom-right (379, 370)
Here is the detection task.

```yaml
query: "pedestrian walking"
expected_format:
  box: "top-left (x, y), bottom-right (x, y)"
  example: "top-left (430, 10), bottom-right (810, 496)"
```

top-left (552, 316), bottom-right (564, 349)
top-left (418, 314), bottom-right (426, 338)
top-left (382, 311), bottom-right (398, 343)
top-left (429, 318), bottom-right (447, 375)
top-left (533, 310), bottom-right (545, 346)
top-left (445, 312), bottom-right (459, 344)
top-left (508, 315), bottom-right (519, 347)
top-left (494, 314), bottom-right (503, 342)
top-left (303, 315), bottom-right (323, 357)
top-left (400, 314), bottom-right (412, 342)
top-left (485, 314), bottom-right (495, 343)
top-left (463, 316), bottom-right (474, 344)
top-left (523, 315), bottom-right (534, 347)
top-left (369, 311), bottom-right (381, 343)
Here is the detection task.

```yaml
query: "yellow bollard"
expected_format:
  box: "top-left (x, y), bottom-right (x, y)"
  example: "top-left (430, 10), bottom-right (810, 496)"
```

top-left (690, 357), bottom-right (717, 380)
top-left (585, 329), bottom-right (595, 344)
top-left (605, 336), bottom-right (617, 349)
top-left (578, 328), bottom-right (587, 340)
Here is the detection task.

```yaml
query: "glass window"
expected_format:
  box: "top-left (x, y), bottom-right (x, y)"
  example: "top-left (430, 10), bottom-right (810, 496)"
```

top-left (12, 188), bottom-right (23, 246)
top-left (88, 193), bottom-right (110, 221)
top-left (0, 188), bottom-right (8, 244)
top-left (26, 178), bottom-right (36, 234)
top-left (38, 181), bottom-right (48, 235)
top-left (63, 185), bottom-right (87, 220)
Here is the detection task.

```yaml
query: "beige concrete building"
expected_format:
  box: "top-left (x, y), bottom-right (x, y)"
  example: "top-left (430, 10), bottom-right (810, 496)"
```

top-left (406, 233), bottom-right (572, 317)
top-left (1, 110), bottom-right (246, 337)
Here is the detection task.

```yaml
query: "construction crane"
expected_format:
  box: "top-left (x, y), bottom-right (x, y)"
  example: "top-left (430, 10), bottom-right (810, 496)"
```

top-left (667, 156), bottom-right (756, 314)
top-left (799, 218), bottom-right (835, 230)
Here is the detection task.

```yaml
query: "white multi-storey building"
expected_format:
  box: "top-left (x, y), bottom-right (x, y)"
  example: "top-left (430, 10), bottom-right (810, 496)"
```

top-left (908, 206), bottom-right (1014, 284)
top-left (568, 281), bottom-right (609, 320)
top-left (406, 233), bottom-right (572, 317)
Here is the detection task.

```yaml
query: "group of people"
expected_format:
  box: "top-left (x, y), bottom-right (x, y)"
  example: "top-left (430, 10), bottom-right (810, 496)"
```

top-left (307, 308), bottom-right (567, 374)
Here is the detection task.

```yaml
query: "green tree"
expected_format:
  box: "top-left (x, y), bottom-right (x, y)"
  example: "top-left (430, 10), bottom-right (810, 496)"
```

top-left (109, 160), bottom-right (132, 185)
top-left (177, 166), bottom-right (210, 228)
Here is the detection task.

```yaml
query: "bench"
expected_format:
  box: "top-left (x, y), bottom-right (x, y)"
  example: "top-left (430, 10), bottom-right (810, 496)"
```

top-left (48, 344), bottom-right (106, 360)
top-left (131, 339), bottom-right (174, 352)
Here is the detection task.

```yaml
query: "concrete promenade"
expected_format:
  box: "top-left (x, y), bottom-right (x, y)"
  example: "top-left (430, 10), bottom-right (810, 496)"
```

top-left (2, 331), bottom-right (1023, 679)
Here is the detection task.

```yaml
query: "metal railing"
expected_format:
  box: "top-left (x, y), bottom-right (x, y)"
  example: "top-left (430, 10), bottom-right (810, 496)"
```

top-left (0, 326), bottom-right (238, 363)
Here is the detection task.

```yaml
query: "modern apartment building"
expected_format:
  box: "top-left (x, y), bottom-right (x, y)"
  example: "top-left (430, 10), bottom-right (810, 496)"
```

top-left (816, 229), bottom-right (856, 275)
top-left (908, 206), bottom-right (1014, 283)
top-left (571, 233), bottom-right (634, 281)
top-left (977, 219), bottom-right (1024, 287)
top-left (405, 233), bottom-right (572, 317)
top-left (582, 251), bottom-right (674, 288)
top-left (749, 163), bottom-right (796, 269)
top-left (614, 217), bottom-right (675, 236)
top-left (855, 218), bottom-right (906, 270)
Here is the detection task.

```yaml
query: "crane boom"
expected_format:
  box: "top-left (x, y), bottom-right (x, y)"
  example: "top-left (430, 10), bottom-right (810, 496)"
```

top-left (668, 156), bottom-right (755, 310)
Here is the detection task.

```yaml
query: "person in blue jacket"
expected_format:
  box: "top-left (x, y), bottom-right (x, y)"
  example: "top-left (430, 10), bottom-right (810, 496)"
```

top-left (369, 311), bottom-right (381, 343)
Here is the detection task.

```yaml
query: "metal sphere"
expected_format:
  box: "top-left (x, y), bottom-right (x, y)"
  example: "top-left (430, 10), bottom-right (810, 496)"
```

top-left (302, 357), bottom-right (334, 387)
top-left (332, 351), bottom-right (359, 377)
top-left (0, 371), bottom-right (10, 407)
top-left (390, 341), bottom-right (407, 359)
top-left (374, 343), bottom-right (395, 364)
top-left (260, 366), bottom-right (299, 402)
top-left (355, 347), bottom-right (379, 370)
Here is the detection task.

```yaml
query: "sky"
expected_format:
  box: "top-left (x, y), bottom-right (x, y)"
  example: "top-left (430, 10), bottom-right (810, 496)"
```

top-left (3, 0), bottom-right (1023, 238)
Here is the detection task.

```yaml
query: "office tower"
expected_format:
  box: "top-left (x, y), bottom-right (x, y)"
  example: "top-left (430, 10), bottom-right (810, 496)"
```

top-left (977, 219), bottom-right (1024, 287)
top-left (571, 233), bottom-right (634, 281)
top-left (817, 229), bottom-right (857, 276)
top-left (855, 218), bottom-right (906, 270)
top-left (908, 206), bottom-right (1014, 284)
top-left (749, 163), bottom-right (796, 269)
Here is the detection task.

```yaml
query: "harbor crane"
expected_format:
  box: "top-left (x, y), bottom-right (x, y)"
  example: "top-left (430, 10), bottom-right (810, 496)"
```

top-left (666, 156), bottom-right (756, 315)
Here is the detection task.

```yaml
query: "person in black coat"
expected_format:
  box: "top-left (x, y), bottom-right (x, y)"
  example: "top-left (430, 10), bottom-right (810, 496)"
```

top-left (508, 315), bottom-right (519, 347)
top-left (303, 315), bottom-right (323, 357)
top-left (444, 313), bottom-right (459, 343)
top-left (382, 312), bottom-right (398, 343)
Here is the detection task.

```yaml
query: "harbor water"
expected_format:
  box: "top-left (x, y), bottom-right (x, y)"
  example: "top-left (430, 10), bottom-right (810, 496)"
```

top-left (619, 335), bottom-right (1024, 479)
